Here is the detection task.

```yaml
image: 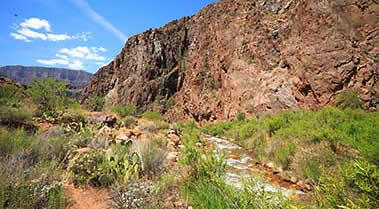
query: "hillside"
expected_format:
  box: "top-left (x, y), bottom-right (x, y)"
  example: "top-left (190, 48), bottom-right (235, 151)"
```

top-left (82, 0), bottom-right (378, 121)
top-left (0, 65), bottom-right (93, 89)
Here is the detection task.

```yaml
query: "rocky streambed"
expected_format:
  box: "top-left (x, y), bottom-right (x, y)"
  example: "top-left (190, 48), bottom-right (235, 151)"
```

top-left (207, 136), bottom-right (312, 198)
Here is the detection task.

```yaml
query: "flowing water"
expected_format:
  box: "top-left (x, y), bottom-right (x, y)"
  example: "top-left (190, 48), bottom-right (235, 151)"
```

top-left (207, 136), bottom-right (303, 197)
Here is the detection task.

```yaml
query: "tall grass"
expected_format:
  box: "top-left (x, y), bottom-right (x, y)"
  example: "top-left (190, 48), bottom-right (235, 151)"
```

top-left (112, 105), bottom-right (137, 118)
top-left (203, 108), bottom-right (379, 169)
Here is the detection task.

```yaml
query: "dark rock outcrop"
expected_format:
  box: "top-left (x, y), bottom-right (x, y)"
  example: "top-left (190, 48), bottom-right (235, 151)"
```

top-left (83, 0), bottom-right (379, 121)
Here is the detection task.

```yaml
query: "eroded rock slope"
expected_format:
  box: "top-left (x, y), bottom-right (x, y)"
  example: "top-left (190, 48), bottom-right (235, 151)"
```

top-left (82, 0), bottom-right (379, 121)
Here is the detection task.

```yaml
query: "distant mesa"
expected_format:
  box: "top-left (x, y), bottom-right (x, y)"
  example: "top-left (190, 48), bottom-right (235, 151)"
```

top-left (0, 65), bottom-right (93, 89)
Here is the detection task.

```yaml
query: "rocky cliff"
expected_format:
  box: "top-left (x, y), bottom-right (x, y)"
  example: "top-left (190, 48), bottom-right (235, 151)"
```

top-left (82, 0), bottom-right (379, 121)
top-left (0, 66), bottom-right (93, 89)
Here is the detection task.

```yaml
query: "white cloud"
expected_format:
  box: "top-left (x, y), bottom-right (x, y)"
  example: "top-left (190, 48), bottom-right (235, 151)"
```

top-left (13, 27), bottom-right (72, 42)
top-left (10, 33), bottom-right (31, 42)
top-left (37, 46), bottom-right (107, 70)
top-left (59, 46), bottom-right (106, 61)
top-left (10, 17), bottom-right (88, 42)
top-left (37, 59), bottom-right (69, 66)
top-left (72, 32), bottom-right (92, 41)
top-left (56, 54), bottom-right (69, 60)
top-left (68, 60), bottom-right (84, 70)
top-left (46, 33), bottom-right (71, 41)
top-left (17, 27), bottom-right (47, 40)
top-left (70, 0), bottom-right (127, 43)
top-left (20, 18), bottom-right (51, 32)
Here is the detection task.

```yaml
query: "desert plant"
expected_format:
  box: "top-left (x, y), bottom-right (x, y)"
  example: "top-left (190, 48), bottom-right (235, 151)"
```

top-left (236, 111), bottom-right (246, 121)
top-left (129, 140), bottom-right (166, 176)
top-left (68, 150), bottom-right (109, 186)
top-left (316, 160), bottom-right (379, 209)
top-left (274, 141), bottom-right (296, 169)
top-left (110, 182), bottom-right (153, 209)
top-left (88, 95), bottom-right (105, 111)
top-left (139, 121), bottom-right (170, 133)
top-left (166, 96), bottom-right (175, 109)
top-left (119, 116), bottom-right (138, 128)
top-left (0, 106), bottom-right (35, 131)
top-left (336, 91), bottom-right (363, 109)
top-left (113, 105), bottom-right (137, 118)
top-left (142, 111), bottom-right (162, 121)
top-left (68, 148), bottom-right (142, 186)
top-left (28, 78), bottom-right (67, 118)
top-left (0, 85), bottom-right (24, 107)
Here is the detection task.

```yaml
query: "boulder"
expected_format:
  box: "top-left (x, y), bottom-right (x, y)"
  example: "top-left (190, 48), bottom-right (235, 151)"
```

top-left (228, 155), bottom-right (240, 160)
top-left (75, 147), bottom-right (94, 155)
top-left (166, 152), bottom-right (179, 162)
top-left (290, 176), bottom-right (298, 184)
top-left (89, 112), bottom-right (117, 127)
top-left (132, 129), bottom-right (143, 137)
top-left (296, 180), bottom-right (304, 188)
top-left (168, 134), bottom-right (181, 145)
top-left (304, 184), bottom-right (312, 191)
top-left (115, 128), bottom-right (133, 140)
top-left (96, 125), bottom-right (112, 139)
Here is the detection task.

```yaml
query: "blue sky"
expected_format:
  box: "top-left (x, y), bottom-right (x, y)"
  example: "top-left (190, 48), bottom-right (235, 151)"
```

top-left (0, 0), bottom-right (217, 73)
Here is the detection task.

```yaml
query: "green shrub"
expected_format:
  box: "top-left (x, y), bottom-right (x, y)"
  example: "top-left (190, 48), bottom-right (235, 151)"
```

top-left (274, 142), bottom-right (296, 169)
top-left (68, 150), bottom-right (109, 186)
top-left (110, 182), bottom-right (152, 209)
top-left (236, 111), bottom-right (246, 121)
top-left (112, 105), bottom-right (137, 117)
top-left (0, 129), bottom-right (31, 157)
top-left (139, 121), bottom-right (169, 133)
top-left (88, 95), bottom-right (105, 111)
top-left (166, 96), bottom-right (175, 109)
top-left (336, 91), bottom-right (363, 109)
top-left (68, 149), bottom-right (142, 186)
top-left (0, 85), bottom-right (24, 107)
top-left (28, 78), bottom-right (67, 118)
top-left (142, 111), bottom-right (162, 121)
top-left (59, 108), bottom-right (86, 124)
top-left (316, 160), bottom-right (379, 209)
top-left (129, 140), bottom-right (165, 175)
top-left (0, 180), bottom-right (65, 209)
top-left (120, 116), bottom-right (138, 128)
top-left (0, 106), bottom-right (34, 130)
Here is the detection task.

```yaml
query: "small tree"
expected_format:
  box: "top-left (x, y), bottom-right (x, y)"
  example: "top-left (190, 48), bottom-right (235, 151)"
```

top-left (28, 78), bottom-right (67, 118)
top-left (88, 95), bottom-right (105, 111)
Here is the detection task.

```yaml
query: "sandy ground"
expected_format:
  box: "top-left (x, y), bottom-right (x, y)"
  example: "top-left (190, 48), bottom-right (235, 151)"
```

top-left (65, 185), bottom-right (110, 209)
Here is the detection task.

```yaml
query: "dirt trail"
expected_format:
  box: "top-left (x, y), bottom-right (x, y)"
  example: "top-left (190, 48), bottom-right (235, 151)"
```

top-left (65, 185), bottom-right (110, 209)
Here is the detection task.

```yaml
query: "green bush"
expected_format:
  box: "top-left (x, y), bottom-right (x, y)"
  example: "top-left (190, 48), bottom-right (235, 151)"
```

top-left (0, 129), bottom-right (31, 157)
top-left (112, 105), bottom-right (137, 117)
top-left (336, 91), bottom-right (363, 109)
top-left (139, 121), bottom-right (170, 133)
top-left (0, 129), bottom-right (68, 209)
top-left (316, 160), bottom-right (379, 209)
top-left (28, 78), bottom-right (67, 118)
top-left (68, 149), bottom-right (142, 186)
top-left (166, 96), bottom-right (175, 109)
top-left (142, 111), bottom-right (162, 121)
top-left (68, 150), bottom-right (109, 186)
top-left (129, 140), bottom-right (166, 175)
top-left (120, 116), bottom-right (138, 128)
top-left (274, 142), bottom-right (296, 169)
top-left (0, 85), bottom-right (24, 107)
top-left (0, 106), bottom-right (34, 130)
top-left (236, 111), bottom-right (246, 121)
top-left (88, 95), bottom-right (105, 111)
top-left (110, 182), bottom-right (152, 209)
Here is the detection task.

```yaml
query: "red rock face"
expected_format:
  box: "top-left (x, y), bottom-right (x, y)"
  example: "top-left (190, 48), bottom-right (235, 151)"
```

top-left (82, 0), bottom-right (379, 122)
